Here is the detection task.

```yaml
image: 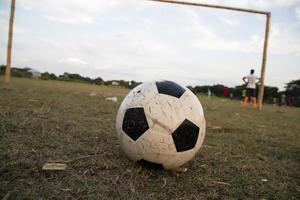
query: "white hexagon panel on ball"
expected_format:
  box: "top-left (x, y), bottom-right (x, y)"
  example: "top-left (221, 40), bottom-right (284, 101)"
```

top-left (116, 80), bottom-right (206, 170)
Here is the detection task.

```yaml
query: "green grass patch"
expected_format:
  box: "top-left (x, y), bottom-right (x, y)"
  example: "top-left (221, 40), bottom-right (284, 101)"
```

top-left (0, 77), bottom-right (299, 199)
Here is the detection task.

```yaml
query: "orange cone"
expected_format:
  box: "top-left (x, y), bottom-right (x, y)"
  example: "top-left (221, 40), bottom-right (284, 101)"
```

top-left (253, 97), bottom-right (257, 108)
top-left (243, 97), bottom-right (248, 106)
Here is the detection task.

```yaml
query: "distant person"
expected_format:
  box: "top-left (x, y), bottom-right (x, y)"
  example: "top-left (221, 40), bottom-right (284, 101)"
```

top-left (208, 88), bottom-right (211, 99)
top-left (280, 94), bottom-right (286, 106)
top-left (223, 87), bottom-right (229, 97)
top-left (242, 69), bottom-right (260, 108)
top-left (242, 89), bottom-right (247, 99)
top-left (286, 96), bottom-right (292, 106)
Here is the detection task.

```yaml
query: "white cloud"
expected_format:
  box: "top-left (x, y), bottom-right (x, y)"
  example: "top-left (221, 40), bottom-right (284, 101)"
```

top-left (18, 0), bottom-right (119, 25)
top-left (142, 17), bottom-right (155, 29)
top-left (181, 7), bottom-right (261, 53)
top-left (45, 13), bottom-right (94, 25)
top-left (218, 16), bottom-right (238, 27)
top-left (0, 9), bottom-right (8, 30)
top-left (19, 0), bottom-right (119, 13)
top-left (80, 33), bottom-right (179, 68)
top-left (193, 34), bottom-right (263, 53)
top-left (180, 4), bottom-right (300, 55)
top-left (179, 0), bottom-right (300, 9)
top-left (269, 23), bottom-right (300, 55)
top-left (181, 8), bottom-right (216, 38)
top-left (266, 0), bottom-right (300, 7)
top-left (59, 58), bottom-right (88, 65)
top-left (296, 7), bottom-right (300, 21)
top-left (192, 23), bottom-right (300, 55)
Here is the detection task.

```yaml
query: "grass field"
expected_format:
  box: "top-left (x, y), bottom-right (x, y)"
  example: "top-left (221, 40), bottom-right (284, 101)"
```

top-left (1, 77), bottom-right (299, 199)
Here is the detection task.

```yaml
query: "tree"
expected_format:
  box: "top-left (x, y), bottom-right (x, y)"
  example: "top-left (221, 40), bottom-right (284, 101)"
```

top-left (129, 80), bottom-right (142, 89)
top-left (285, 79), bottom-right (300, 107)
top-left (232, 85), bottom-right (245, 99)
top-left (285, 79), bottom-right (300, 96)
top-left (210, 84), bottom-right (225, 96)
top-left (41, 72), bottom-right (57, 80)
top-left (193, 85), bottom-right (210, 94)
top-left (94, 77), bottom-right (104, 85)
top-left (11, 67), bottom-right (31, 77)
top-left (119, 80), bottom-right (129, 88)
top-left (263, 86), bottom-right (279, 103)
top-left (0, 65), bottom-right (5, 74)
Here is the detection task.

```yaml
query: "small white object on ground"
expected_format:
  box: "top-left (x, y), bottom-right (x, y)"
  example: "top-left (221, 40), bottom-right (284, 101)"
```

top-left (261, 178), bottom-right (268, 182)
top-left (42, 163), bottom-right (67, 171)
top-left (106, 96), bottom-right (118, 102)
top-left (213, 126), bottom-right (222, 130)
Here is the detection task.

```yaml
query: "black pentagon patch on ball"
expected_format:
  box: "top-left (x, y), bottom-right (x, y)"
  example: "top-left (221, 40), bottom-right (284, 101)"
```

top-left (172, 119), bottom-right (200, 152)
top-left (122, 107), bottom-right (149, 141)
top-left (156, 81), bottom-right (186, 98)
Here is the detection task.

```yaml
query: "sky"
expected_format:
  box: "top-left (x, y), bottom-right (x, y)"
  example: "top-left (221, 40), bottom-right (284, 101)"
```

top-left (0, 0), bottom-right (299, 90)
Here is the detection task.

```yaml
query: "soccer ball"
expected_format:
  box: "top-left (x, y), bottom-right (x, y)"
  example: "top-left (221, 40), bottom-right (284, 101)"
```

top-left (116, 80), bottom-right (206, 170)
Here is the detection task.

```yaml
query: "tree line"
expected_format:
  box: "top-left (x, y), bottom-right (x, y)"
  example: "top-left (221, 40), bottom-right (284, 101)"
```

top-left (1, 65), bottom-right (299, 107)
top-left (187, 84), bottom-right (279, 103)
top-left (187, 82), bottom-right (299, 107)
top-left (0, 66), bottom-right (141, 89)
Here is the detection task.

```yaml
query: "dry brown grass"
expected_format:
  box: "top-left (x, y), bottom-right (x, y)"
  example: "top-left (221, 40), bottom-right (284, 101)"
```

top-left (0, 77), bottom-right (299, 199)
